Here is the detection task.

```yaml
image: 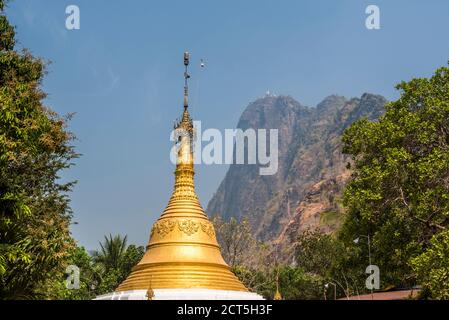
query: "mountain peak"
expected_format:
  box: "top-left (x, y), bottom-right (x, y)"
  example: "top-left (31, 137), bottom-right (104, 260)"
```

top-left (360, 92), bottom-right (388, 104)
top-left (207, 93), bottom-right (387, 241)
top-left (238, 94), bottom-right (306, 131)
top-left (317, 95), bottom-right (347, 111)
top-left (252, 94), bottom-right (299, 106)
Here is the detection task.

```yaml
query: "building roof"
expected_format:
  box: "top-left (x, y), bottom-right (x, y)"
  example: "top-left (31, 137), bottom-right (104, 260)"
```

top-left (339, 289), bottom-right (420, 300)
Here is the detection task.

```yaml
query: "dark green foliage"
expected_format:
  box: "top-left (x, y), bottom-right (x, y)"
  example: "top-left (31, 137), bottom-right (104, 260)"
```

top-left (0, 0), bottom-right (78, 299)
top-left (277, 266), bottom-right (325, 300)
top-left (90, 235), bottom-right (144, 297)
top-left (294, 230), bottom-right (354, 299)
top-left (410, 230), bottom-right (449, 299)
top-left (55, 235), bottom-right (145, 299)
top-left (296, 229), bottom-right (343, 277)
top-left (93, 234), bottom-right (129, 272)
top-left (53, 247), bottom-right (98, 300)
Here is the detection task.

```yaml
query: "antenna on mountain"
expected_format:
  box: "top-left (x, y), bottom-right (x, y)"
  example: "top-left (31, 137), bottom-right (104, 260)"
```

top-left (265, 90), bottom-right (276, 97)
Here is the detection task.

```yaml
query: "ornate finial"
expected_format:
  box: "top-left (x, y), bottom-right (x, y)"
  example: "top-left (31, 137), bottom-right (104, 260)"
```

top-left (183, 51), bottom-right (190, 109)
top-left (274, 270), bottom-right (282, 300)
top-left (146, 276), bottom-right (154, 300)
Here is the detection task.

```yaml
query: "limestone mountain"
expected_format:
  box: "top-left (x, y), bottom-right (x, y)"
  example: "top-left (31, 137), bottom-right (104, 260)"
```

top-left (206, 93), bottom-right (386, 243)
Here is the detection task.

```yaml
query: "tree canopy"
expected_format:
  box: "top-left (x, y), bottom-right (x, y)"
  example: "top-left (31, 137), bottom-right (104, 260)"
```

top-left (0, 0), bottom-right (78, 299)
top-left (340, 63), bottom-right (449, 296)
top-left (56, 235), bottom-right (145, 300)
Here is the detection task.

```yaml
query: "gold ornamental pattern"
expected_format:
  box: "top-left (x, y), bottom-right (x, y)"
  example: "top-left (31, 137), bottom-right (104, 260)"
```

top-left (178, 219), bottom-right (200, 236)
top-left (170, 164), bottom-right (198, 201)
top-left (200, 222), bottom-right (215, 238)
top-left (151, 219), bottom-right (216, 238)
top-left (151, 219), bottom-right (176, 237)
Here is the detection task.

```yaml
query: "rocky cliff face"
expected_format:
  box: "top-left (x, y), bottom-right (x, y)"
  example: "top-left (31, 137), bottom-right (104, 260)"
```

top-left (206, 93), bottom-right (386, 243)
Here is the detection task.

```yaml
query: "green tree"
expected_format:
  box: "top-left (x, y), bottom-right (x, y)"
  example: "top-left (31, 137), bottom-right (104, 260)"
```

top-left (0, 0), bottom-right (78, 299)
top-left (120, 244), bottom-right (146, 279)
top-left (296, 229), bottom-right (343, 277)
top-left (53, 237), bottom-right (144, 300)
top-left (294, 230), bottom-right (355, 299)
top-left (93, 234), bottom-right (129, 272)
top-left (53, 247), bottom-right (99, 300)
top-left (91, 235), bottom-right (144, 295)
top-left (278, 266), bottom-right (325, 300)
top-left (340, 63), bottom-right (449, 296)
top-left (410, 230), bottom-right (449, 299)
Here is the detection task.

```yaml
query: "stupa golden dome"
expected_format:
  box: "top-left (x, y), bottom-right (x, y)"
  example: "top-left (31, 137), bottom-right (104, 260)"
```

top-left (115, 52), bottom-right (247, 293)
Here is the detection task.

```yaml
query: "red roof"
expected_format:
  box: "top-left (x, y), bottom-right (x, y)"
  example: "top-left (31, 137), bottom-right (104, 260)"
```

top-left (339, 289), bottom-right (419, 300)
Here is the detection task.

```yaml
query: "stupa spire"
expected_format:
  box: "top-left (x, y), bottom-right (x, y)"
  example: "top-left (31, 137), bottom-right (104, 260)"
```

top-left (114, 53), bottom-right (248, 293)
top-left (168, 51), bottom-right (197, 207)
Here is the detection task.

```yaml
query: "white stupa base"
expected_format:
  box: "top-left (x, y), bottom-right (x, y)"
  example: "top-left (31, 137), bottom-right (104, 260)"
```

top-left (94, 288), bottom-right (264, 300)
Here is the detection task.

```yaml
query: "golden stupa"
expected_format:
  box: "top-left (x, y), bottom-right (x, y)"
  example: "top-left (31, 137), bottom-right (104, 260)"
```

top-left (115, 52), bottom-right (247, 293)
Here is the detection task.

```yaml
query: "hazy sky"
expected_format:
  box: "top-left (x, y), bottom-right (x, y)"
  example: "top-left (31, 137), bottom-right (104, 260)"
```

top-left (6, 0), bottom-right (449, 249)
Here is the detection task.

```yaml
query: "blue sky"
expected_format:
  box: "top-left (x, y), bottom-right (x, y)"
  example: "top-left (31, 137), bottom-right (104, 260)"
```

top-left (6, 0), bottom-right (449, 249)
